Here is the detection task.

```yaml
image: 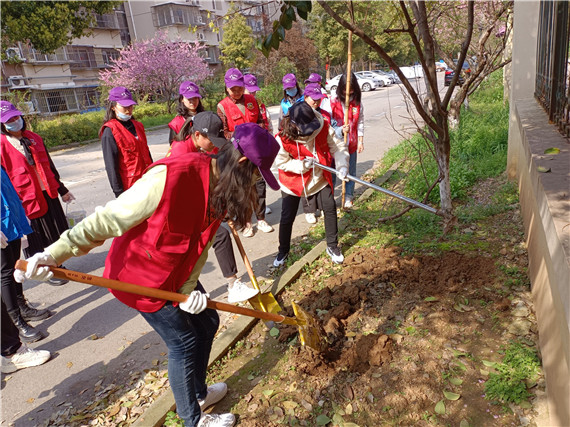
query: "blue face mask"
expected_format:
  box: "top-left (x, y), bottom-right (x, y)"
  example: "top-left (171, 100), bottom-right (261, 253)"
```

top-left (286, 88), bottom-right (298, 97)
top-left (4, 116), bottom-right (23, 132)
top-left (116, 111), bottom-right (132, 121)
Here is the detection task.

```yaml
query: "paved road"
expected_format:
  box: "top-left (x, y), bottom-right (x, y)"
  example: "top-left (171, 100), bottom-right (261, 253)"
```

top-left (1, 76), bottom-right (438, 426)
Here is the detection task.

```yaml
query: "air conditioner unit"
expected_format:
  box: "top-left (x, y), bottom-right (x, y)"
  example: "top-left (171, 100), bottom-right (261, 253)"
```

top-left (197, 33), bottom-right (205, 41)
top-left (195, 15), bottom-right (203, 24)
top-left (5, 47), bottom-right (22, 60)
top-left (8, 75), bottom-right (27, 88)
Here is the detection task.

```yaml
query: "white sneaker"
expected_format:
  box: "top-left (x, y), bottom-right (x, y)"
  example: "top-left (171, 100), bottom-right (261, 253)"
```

top-left (197, 412), bottom-right (236, 427)
top-left (1, 345), bottom-right (51, 374)
top-left (326, 245), bottom-right (344, 264)
top-left (198, 382), bottom-right (228, 410)
top-left (242, 223), bottom-right (254, 238)
top-left (305, 213), bottom-right (317, 224)
top-left (265, 206), bottom-right (272, 215)
top-left (257, 220), bottom-right (274, 233)
top-left (227, 280), bottom-right (259, 303)
top-left (273, 252), bottom-right (288, 267)
top-left (344, 199), bottom-right (353, 209)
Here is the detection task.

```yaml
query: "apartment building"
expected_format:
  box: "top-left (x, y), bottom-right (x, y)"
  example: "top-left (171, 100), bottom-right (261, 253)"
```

top-left (0, 5), bottom-right (130, 116)
top-left (0, 1), bottom-right (276, 117)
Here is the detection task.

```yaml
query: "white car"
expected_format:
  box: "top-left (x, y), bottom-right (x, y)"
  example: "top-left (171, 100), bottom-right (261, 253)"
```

top-left (355, 71), bottom-right (391, 87)
top-left (325, 74), bottom-right (381, 93)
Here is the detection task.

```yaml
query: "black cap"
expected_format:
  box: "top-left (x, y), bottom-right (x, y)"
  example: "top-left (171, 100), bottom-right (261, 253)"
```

top-left (289, 102), bottom-right (320, 136)
top-left (192, 111), bottom-right (228, 148)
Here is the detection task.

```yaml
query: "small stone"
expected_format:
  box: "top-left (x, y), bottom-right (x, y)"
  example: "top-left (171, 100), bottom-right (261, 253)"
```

top-left (512, 306), bottom-right (530, 317)
top-left (508, 319), bottom-right (532, 336)
top-left (519, 416), bottom-right (530, 426)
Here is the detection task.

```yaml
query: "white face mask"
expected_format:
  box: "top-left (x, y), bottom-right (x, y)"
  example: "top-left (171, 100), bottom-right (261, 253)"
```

top-left (4, 116), bottom-right (23, 132)
top-left (116, 111), bottom-right (132, 121)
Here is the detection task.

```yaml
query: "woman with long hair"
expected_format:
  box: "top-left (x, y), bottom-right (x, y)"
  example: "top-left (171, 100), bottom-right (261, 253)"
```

top-left (330, 73), bottom-right (365, 208)
top-left (17, 122), bottom-right (281, 427)
top-left (273, 101), bottom-right (349, 267)
top-left (100, 86), bottom-right (153, 198)
top-left (168, 80), bottom-right (205, 146)
top-left (0, 100), bottom-right (73, 289)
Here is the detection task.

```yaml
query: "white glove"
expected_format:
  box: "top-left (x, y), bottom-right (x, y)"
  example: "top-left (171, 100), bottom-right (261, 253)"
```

top-left (14, 251), bottom-right (57, 283)
top-left (302, 157), bottom-right (315, 169)
top-left (179, 291), bottom-right (209, 314)
top-left (0, 231), bottom-right (8, 249)
top-left (337, 166), bottom-right (349, 182)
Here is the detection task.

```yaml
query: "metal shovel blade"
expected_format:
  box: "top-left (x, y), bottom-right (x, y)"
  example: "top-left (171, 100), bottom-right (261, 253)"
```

top-left (292, 301), bottom-right (326, 352)
top-left (248, 292), bottom-right (282, 314)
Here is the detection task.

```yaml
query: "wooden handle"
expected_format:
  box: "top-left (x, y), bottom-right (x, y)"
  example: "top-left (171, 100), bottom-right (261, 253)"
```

top-left (227, 222), bottom-right (260, 292)
top-left (14, 260), bottom-right (295, 325)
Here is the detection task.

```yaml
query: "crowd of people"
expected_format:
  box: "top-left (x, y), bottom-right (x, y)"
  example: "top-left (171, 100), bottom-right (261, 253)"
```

top-left (1, 68), bottom-right (365, 427)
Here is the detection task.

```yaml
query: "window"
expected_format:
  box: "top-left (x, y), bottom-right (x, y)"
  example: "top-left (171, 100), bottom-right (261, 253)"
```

top-left (101, 49), bottom-right (120, 66)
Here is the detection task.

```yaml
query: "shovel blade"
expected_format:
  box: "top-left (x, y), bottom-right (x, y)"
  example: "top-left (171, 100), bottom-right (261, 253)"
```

top-left (248, 292), bottom-right (281, 314)
top-left (292, 301), bottom-right (326, 352)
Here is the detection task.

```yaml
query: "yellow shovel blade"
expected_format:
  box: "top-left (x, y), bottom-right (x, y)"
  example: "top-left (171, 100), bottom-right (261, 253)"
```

top-left (292, 301), bottom-right (326, 352)
top-left (248, 292), bottom-right (281, 314)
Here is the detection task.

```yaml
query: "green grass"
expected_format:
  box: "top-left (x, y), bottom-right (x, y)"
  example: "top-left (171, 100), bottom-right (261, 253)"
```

top-left (485, 341), bottom-right (541, 404)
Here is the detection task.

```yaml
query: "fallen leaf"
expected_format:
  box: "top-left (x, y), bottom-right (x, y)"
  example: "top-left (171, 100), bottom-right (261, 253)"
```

top-left (544, 147), bottom-right (560, 155)
top-left (460, 420), bottom-right (470, 427)
top-left (424, 296), bottom-right (438, 302)
top-left (452, 349), bottom-right (467, 357)
top-left (482, 360), bottom-right (497, 368)
top-left (537, 166), bottom-right (551, 173)
top-left (345, 402), bottom-right (353, 415)
top-left (449, 377), bottom-right (463, 385)
top-left (344, 385), bottom-right (354, 400)
top-left (27, 398), bottom-right (35, 404)
top-left (435, 399), bottom-right (445, 414)
top-left (152, 359), bottom-right (159, 366)
top-left (316, 414), bottom-right (332, 425)
top-left (269, 327), bottom-right (279, 337)
top-left (443, 390), bottom-right (461, 400)
top-left (143, 344), bottom-right (151, 350)
top-left (262, 389), bottom-right (274, 398)
top-left (108, 402), bottom-right (121, 417)
top-left (66, 362), bottom-right (73, 369)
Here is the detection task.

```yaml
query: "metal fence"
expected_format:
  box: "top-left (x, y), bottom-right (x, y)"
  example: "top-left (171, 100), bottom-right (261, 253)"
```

top-left (535, 1), bottom-right (570, 138)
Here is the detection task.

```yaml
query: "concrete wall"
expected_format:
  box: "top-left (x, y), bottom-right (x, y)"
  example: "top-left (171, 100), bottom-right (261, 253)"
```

top-left (507, 2), bottom-right (570, 425)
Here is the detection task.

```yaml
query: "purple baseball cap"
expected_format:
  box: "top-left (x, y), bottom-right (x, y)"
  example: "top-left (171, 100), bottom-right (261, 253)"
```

top-left (225, 68), bottom-right (244, 88)
top-left (304, 73), bottom-right (322, 84)
top-left (179, 81), bottom-right (202, 99)
top-left (109, 86), bottom-right (137, 106)
top-left (282, 73), bottom-right (297, 90)
top-left (303, 83), bottom-right (324, 100)
top-left (243, 74), bottom-right (260, 92)
top-left (0, 101), bottom-right (23, 123)
top-left (231, 123), bottom-right (280, 191)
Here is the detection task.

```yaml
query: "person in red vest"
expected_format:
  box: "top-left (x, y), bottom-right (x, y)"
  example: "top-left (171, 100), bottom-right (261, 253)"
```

top-left (273, 101), bottom-right (349, 267)
top-left (304, 73), bottom-right (332, 116)
top-left (168, 80), bottom-right (205, 146)
top-left (330, 73), bottom-right (365, 209)
top-left (16, 122), bottom-right (281, 427)
top-left (100, 87), bottom-right (153, 198)
top-left (170, 112), bottom-right (260, 303)
top-left (217, 68), bottom-right (273, 237)
top-left (243, 74), bottom-right (273, 134)
top-left (0, 101), bottom-right (73, 287)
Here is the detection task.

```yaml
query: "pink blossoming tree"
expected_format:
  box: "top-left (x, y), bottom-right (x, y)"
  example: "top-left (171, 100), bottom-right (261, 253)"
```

top-left (99, 31), bottom-right (211, 113)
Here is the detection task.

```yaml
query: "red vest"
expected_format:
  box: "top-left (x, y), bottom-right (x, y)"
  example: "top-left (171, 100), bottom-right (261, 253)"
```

top-left (259, 103), bottom-right (271, 130)
top-left (103, 154), bottom-right (221, 312)
top-left (1, 131), bottom-right (60, 219)
top-left (99, 119), bottom-right (153, 190)
top-left (168, 115), bottom-right (198, 157)
top-left (278, 121), bottom-right (333, 196)
top-left (331, 99), bottom-right (361, 154)
top-left (219, 94), bottom-right (260, 131)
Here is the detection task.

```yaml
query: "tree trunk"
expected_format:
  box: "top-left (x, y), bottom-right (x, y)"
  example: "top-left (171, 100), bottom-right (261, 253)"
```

top-left (434, 133), bottom-right (453, 218)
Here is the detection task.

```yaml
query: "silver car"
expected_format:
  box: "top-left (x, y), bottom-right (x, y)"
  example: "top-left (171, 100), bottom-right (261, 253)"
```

top-left (326, 73), bottom-right (381, 92)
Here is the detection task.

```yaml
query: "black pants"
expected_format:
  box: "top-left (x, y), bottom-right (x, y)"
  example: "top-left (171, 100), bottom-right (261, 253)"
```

top-left (301, 194), bottom-right (317, 214)
top-left (278, 185), bottom-right (338, 255)
top-left (1, 299), bottom-right (21, 357)
top-left (255, 179), bottom-right (266, 220)
top-left (212, 226), bottom-right (237, 279)
top-left (1, 239), bottom-right (23, 313)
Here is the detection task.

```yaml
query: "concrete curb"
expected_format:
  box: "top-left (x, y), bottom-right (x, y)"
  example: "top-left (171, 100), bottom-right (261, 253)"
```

top-left (133, 162), bottom-right (400, 427)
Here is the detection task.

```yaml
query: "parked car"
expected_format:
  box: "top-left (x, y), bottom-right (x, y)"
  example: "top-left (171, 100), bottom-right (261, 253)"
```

top-left (435, 61), bottom-right (447, 72)
top-left (444, 60), bottom-right (471, 86)
top-left (386, 70), bottom-right (402, 84)
top-left (369, 70), bottom-right (396, 84)
top-left (325, 74), bottom-right (381, 92)
top-left (355, 71), bottom-right (391, 87)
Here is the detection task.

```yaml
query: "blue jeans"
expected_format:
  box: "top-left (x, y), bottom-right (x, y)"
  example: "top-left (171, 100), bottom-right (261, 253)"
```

top-left (345, 151), bottom-right (358, 199)
top-left (140, 282), bottom-right (219, 427)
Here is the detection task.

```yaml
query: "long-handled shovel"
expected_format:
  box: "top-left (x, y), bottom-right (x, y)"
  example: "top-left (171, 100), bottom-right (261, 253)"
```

top-left (342, 30), bottom-right (353, 209)
top-left (15, 261), bottom-right (325, 352)
top-left (314, 162), bottom-right (440, 215)
top-left (227, 222), bottom-right (281, 314)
